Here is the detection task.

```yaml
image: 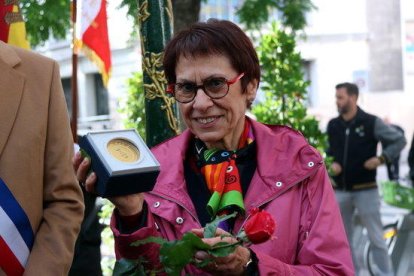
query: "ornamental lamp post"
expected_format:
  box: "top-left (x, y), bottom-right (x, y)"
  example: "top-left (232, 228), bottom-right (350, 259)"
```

top-left (137, 0), bottom-right (180, 147)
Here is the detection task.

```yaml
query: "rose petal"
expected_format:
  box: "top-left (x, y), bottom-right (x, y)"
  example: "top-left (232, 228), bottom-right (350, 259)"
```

top-left (244, 209), bottom-right (276, 244)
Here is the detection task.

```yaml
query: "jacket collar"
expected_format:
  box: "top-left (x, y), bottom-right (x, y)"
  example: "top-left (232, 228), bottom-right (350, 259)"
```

top-left (149, 117), bottom-right (322, 215)
top-left (0, 41), bottom-right (25, 157)
top-left (244, 120), bottom-right (322, 209)
top-left (338, 106), bottom-right (365, 124)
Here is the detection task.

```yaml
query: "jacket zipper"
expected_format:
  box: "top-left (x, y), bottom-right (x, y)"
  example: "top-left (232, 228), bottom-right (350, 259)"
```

top-left (342, 127), bottom-right (350, 190)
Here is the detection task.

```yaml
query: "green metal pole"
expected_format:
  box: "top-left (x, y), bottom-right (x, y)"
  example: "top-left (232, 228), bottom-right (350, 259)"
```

top-left (137, 0), bottom-right (179, 147)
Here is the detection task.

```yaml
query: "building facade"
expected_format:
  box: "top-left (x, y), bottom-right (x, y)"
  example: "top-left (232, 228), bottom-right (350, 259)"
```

top-left (38, 0), bottom-right (414, 140)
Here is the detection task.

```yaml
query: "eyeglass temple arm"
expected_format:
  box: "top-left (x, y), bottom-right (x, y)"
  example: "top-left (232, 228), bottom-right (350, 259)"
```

top-left (227, 72), bottom-right (245, 85)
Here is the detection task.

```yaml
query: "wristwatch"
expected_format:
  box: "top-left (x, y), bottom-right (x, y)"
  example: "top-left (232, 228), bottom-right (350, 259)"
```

top-left (244, 257), bottom-right (253, 269)
top-left (244, 249), bottom-right (258, 275)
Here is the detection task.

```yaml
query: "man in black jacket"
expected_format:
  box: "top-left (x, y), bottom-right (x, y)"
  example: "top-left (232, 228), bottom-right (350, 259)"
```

top-left (327, 82), bottom-right (406, 276)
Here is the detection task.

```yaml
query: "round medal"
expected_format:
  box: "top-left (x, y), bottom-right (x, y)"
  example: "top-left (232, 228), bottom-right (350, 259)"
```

top-left (107, 138), bottom-right (140, 163)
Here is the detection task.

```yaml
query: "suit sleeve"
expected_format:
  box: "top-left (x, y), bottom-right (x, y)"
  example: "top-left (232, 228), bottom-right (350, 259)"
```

top-left (24, 61), bottom-right (84, 275)
top-left (111, 202), bottom-right (164, 272)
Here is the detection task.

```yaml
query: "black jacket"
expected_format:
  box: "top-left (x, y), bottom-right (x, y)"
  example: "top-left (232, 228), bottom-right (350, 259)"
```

top-left (327, 108), bottom-right (377, 190)
top-left (327, 107), bottom-right (406, 191)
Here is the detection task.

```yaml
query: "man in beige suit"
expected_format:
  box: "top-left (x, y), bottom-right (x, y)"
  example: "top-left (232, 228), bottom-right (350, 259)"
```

top-left (0, 41), bottom-right (84, 275)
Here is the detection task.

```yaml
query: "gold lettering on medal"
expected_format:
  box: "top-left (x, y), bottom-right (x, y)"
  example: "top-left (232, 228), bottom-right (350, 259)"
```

top-left (107, 139), bottom-right (140, 163)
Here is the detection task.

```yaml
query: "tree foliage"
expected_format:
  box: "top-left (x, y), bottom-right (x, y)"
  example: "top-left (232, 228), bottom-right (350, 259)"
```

top-left (19, 0), bottom-right (314, 46)
top-left (118, 72), bottom-right (146, 139)
top-left (252, 23), bottom-right (329, 157)
top-left (237, 0), bottom-right (315, 32)
top-left (20, 0), bottom-right (70, 46)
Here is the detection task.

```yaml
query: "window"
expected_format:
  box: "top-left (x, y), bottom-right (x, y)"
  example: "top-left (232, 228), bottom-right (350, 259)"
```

top-left (200, 0), bottom-right (243, 22)
top-left (61, 77), bottom-right (72, 116)
top-left (302, 60), bottom-right (314, 107)
top-left (94, 73), bottom-right (109, 115)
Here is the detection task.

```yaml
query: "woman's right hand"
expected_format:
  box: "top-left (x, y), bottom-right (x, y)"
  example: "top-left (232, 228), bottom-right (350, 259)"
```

top-left (73, 151), bottom-right (145, 216)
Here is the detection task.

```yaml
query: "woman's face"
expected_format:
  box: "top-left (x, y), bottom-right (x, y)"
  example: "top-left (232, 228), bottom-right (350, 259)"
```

top-left (175, 54), bottom-right (257, 150)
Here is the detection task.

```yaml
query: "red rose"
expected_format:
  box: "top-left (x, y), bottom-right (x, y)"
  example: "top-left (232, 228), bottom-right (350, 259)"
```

top-left (243, 208), bottom-right (276, 244)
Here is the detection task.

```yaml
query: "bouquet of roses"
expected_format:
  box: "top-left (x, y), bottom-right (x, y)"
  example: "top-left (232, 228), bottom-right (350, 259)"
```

top-left (113, 208), bottom-right (276, 276)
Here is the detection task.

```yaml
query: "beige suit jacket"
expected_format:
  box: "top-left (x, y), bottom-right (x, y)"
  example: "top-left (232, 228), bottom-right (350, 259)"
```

top-left (0, 41), bottom-right (84, 275)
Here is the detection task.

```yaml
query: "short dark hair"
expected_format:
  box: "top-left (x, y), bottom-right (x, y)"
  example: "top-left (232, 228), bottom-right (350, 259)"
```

top-left (335, 82), bottom-right (359, 98)
top-left (163, 19), bottom-right (260, 93)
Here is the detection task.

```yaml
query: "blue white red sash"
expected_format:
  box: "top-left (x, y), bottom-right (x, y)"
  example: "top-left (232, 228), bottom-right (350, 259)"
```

top-left (0, 178), bottom-right (34, 276)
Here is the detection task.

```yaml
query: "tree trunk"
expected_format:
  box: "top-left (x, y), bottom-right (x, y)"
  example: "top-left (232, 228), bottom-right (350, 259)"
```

top-left (172, 0), bottom-right (201, 33)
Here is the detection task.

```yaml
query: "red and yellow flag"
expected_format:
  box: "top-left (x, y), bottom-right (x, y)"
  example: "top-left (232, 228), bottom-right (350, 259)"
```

top-left (75, 0), bottom-right (111, 87)
top-left (0, 0), bottom-right (30, 49)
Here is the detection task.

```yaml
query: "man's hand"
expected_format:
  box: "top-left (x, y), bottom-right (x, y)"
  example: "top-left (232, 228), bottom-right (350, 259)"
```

top-left (364, 157), bottom-right (382, 170)
top-left (330, 162), bottom-right (342, 176)
top-left (73, 151), bottom-right (144, 216)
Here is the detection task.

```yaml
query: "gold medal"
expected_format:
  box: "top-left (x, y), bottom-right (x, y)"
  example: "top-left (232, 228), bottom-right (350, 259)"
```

top-left (107, 138), bottom-right (140, 163)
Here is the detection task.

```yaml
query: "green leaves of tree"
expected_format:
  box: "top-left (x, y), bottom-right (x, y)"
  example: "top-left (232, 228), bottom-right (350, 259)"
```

top-left (237, 0), bottom-right (315, 32)
top-left (252, 23), bottom-right (329, 158)
top-left (119, 72), bottom-right (146, 139)
top-left (20, 0), bottom-right (70, 46)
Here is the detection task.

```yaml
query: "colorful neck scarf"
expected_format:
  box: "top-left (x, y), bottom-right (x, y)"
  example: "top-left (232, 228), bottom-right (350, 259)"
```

top-left (196, 120), bottom-right (254, 220)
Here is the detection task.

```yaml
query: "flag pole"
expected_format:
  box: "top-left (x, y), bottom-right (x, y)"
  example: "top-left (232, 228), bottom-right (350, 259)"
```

top-left (71, 0), bottom-right (79, 143)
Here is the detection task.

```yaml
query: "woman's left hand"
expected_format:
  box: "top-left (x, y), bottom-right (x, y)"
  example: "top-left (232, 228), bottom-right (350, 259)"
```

top-left (191, 228), bottom-right (251, 276)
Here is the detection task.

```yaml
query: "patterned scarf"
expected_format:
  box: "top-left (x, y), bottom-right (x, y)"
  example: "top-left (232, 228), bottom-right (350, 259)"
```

top-left (196, 120), bottom-right (254, 223)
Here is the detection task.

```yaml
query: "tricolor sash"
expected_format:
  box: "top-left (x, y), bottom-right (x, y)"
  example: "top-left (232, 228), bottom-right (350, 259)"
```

top-left (0, 178), bottom-right (34, 276)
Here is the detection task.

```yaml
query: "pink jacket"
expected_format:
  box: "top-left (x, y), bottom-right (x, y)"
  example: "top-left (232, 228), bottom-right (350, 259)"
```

top-left (111, 119), bottom-right (354, 275)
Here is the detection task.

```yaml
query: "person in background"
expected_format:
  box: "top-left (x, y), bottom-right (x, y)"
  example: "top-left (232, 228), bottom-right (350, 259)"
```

top-left (327, 82), bottom-right (406, 276)
top-left (69, 143), bottom-right (103, 276)
top-left (75, 19), bottom-right (353, 275)
top-left (0, 41), bottom-right (84, 275)
top-left (383, 118), bottom-right (405, 181)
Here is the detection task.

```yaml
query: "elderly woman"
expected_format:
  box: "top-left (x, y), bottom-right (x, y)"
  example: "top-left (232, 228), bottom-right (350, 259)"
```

top-left (74, 19), bottom-right (353, 275)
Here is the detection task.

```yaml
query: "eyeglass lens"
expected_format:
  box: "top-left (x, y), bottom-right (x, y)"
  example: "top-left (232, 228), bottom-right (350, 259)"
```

top-left (174, 77), bottom-right (228, 102)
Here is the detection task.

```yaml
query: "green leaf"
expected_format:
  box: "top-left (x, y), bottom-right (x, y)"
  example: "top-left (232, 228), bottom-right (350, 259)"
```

top-left (113, 258), bottom-right (146, 276)
top-left (252, 23), bottom-right (330, 167)
top-left (203, 212), bottom-right (237, 238)
top-left (131, 236), bottom-right (167, 247)
top-left (159, 232), bottom-right (210, 276)
top-left (118, 72), bottom-right (146, 140)
top-left (208, 241), bottom-right (239, 257)
top-left (79, 148), bottom-right (90, 159)
top-left (130, 233), bottom-right (211, 276)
